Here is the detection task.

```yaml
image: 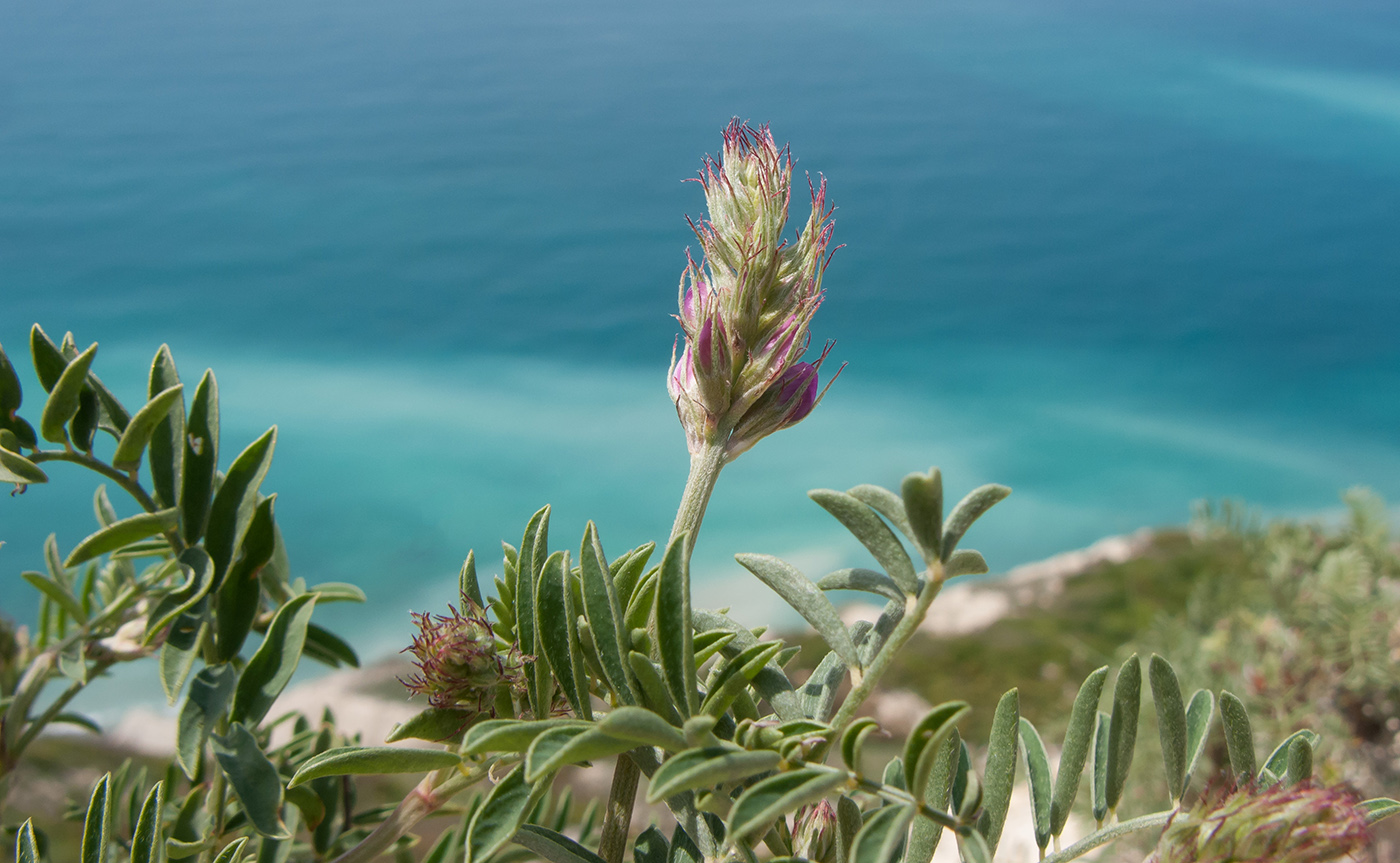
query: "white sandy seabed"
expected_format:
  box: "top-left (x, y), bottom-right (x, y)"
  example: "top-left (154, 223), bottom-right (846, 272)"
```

top-left (103, 532), bottom-right (1154, 861)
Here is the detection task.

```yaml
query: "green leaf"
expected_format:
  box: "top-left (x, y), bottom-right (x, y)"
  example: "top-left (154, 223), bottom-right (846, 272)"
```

top-left (839, 718), bottom-right (880, 772)
top-left (386, 707), bottom-right (479, 744)
top-left (1148, 654), bottom-right (1187, 804)
top-left (81, 775), bottom-right (112, 863)
top-left (668, 824), bottom-right (702, 863)
top-left (65, 508), bottom-right (179, 567)
top-left (1104, 655), bottom-right (1141, 815)
top-left (22, 570), bottom-right (88, 625)
top-left (597, 706), bottom-right (687, 751)
top-left (40, 342), bottom-right (97, 444)
top-left (284, 785), bottom-right (326, 833)
top-left (945, 549), bottom-right (988, 579)
top-left (903, 701), bottom-right (970, 802)
top-left (579, 522), bottom-right (634, 704)
top-left (159, 618), bottom-right (205, 704)
top-left (809, 489), bottom-right (918, 594)
top-left (130, 781), bottom-right (166, 863)
top-left (1261, 728), bottom-right (1319, 781)
top-left (737, 553), bottom-right (860, 673)
top-left (629, 652), bottom-right (682, 726)
top-left (205, 427), bottom-right (277, 583)
top-left (516, 507), bottom-right (548, 718)
top-left (524, 726), bottom-right (623, 782)
top-left (462, 718), bottom-right (590, 755)
top-left (1219, 690), bottom-right (1255, 782)
top-left (111, 385), bottom-right (184, 471)
top-left (0, 341), bottom-right (25, 418)
top-left (536, 550), bottom-right (585, 717)
top-left (1020, 718), bottom-right (1052, 852)
top-left (907, 731), bottom-right (960, 863)
top-left (288, 746), bottom-right (463, 787)
top-left (1361, 797), bottom-right (1400, 825)
top-left (700, 639), bottom-right (785, 718)
top-left (690, 610), bottom-right (805, 723)
top-left (15, 819), bottom-right (39, 863)
top-left (955, 830), bottom-right (991, 863)
top-left (1050, 665), bottom-right (1107, 838)
top-left (727, 767), bottom-right (848, 842)
top-left (29, 325), bottom-right (66, 390)
top-left (657, 534), bottom-right (698, 718)
top-left (647, 747), bottom-right (781, 803)
top-left (214, 494), bottom-right (278, 662)
top-left (460, 550), bottom-right (483, 607)
top-left (899, 468), bottom-right (943, 563)
top-left (1091, 711), bottom-right (1111, 823)
top-left (86, 368), bottom-right (129, 439)
top-left (634, 825), bottom-right (668, 863)
top-left (176, 663), bottom-right (236, 780)
top-left (940, 484), bottom-right (1010, 563)
top-left (303, 622), bottom-right (360, 669)
top-left (0, 448), bottom-right (47, 485)
top-left (849, 802), bottom-right (912, 863)
top-left (1284, 735), bottom-right (1313, 786)
top-left (848, 482), bottom-right (919, 551)
top-left (179, 370), bottom-right (218, 545)
top-left (230, 593), bottom-right (316, 726)
top-left (210, 723), bottom-right (287, 838)
top-left (147, 345), bottom-right (185, 509)
top-left (1183, 689), bottom-right (1215, 787)
top-left (976, 688), bottom-right (1019, 856)
top-left (465, 764), bottom-right (537, 863)
top-left (816, 568), bottom-right (903, 603)
top-left (513, 824), bottom-right (608, 863)
top-left (210, 838), bottom-right (248, 863)
top-left (146, 548), bottom-right (215, 644)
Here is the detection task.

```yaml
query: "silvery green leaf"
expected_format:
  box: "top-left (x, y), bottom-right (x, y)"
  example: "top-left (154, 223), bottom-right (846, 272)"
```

top-left (956, 829), bottom-right (991, 863)
top-left (288, 746), bottom-right (462, 787)
top-left (465, 764), bottom-right (538, 863)
top-left (146, 345), bottom-right (185, 509)
top-left (848, 803), bottom-right (912, 863)
top-left (39, 342), bottom-right (97, 444)
top-left (130, 781), bottom-right (167, 863)
top-left (1148, 654), bottom-right (1187, 804)
top-left (1019, 718), bottom-right (1052, 852)
top-left (700, 640), bottom-right (784, 718)
top-left (691, 610), bottom-right (804, 722)
top-left (903, 701), bottom-right (970, 802)
top-left (839, 718), bottom-right (880, 772)
top-left (634, 825), bottom-right (668, 863)
top-left (178, 370), bottom-right (218, 545)
top-left (81, 775), bottom-right (112, 863)
top-left (906, 730), bottom-right (960, 863)
top-left (111, 384), bottom-right (184, 472)
top-left (976, 688), bottom-right (1019, 856)
top-left (1284, 735), bottom-right (1313, 786)
top-left (1183, 689), bottom-right (1215, 787)
top-left (0, 448), bottom-right (47, 485)
top-left (462, 718), bottom-right (590, 755)
top-left (513, 824), bottom-right (607, 863)
top-left (65, 508), bottom-right (180, 567)
top-left (1104, 655), bottom-right (1141, 814)
top-left (176, 664), bottom-right (236, 779)
top-left (14, 819), bottom-right (39, 863)
top-left (1262, 728), bottom-right (1319, 781)
top-left (537, 550), bottom-right (586, 716)
top-left (1050, 665), bottom-right (1107, 838)
top-left (900, 469), bottom-right (943, 563)
top-left (727, 768), bottom-right (847, 842)
top-left (460, 550), bottom-right (483, 607)
top-left (646, 747), bottom-right (780, 803)
top-left (1091, 711), bottom-right (1111, 823)
top-left (230, 594), bottom-right (316, 727)
top-left (940, 484), bottom-right (1010, 563)
top-left (945, 549), bottom-right (988, 579)
top-left (1361, 797), bottom-right (1400, 825)
top-left (579, 522), bottom-right (635, 704)
top-left (736, 553), bottom-right (860, 671)
top-left (598, 706), bottom-right (688, 751)
top-left (211, 724), bottom-right (286, 838)
top-left (816, 568), bottom-right (903, 603)
top-left (657, 535), bottom-right (698, 717)
top-left (847, 482), bottom-right (918, 549)
top-left (1219, 690), bottom-right (1255, 782)
top-left (809, 489), bottom-right (919, 594)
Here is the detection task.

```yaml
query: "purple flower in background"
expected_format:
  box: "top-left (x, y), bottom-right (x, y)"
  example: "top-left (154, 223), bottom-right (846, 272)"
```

top-left (668, 120), bottom-right (842, 459)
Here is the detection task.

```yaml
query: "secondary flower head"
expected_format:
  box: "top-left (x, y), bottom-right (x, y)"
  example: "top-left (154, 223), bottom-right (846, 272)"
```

top-left (401, 600), bottom-right (528, 713)
top-left (1148, 781), bottom-right (1370, 863)
top-left (668, 120), bottom-right (842, 458)
top-left (791, 800), bottom-right (839, 863)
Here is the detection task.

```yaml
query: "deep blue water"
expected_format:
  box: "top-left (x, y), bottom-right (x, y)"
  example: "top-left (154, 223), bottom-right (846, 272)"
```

top-left (3, 0), bottom-right (1400, 672)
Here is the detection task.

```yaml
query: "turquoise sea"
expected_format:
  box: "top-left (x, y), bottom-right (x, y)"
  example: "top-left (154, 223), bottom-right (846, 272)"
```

top-left (3, 0), bottom-right (1400, 672)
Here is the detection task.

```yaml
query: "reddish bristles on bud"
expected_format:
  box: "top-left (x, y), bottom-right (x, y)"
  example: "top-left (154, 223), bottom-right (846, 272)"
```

top-left (1148, 780), bottom-right (1371, 863)
top-left (668, 120), bottom-right (840, 459)
top-left (400, 600), bottom-right (528, 714)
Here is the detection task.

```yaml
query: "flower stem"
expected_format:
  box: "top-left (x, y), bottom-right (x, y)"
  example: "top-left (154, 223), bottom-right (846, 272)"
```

top-left (596, 442), bottom-right (729, 863)
top-left (330, 765), bottom-right (487, 863)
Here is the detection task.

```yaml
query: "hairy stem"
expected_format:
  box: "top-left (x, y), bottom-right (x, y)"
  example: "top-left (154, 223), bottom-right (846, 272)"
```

top-left (1041, 810), bottom-right (1173, 863)
top-left (331, 766), bottom-right (486, 863)
top-left (829, 563), bottom-right (945, 731)
top-left (597, 442), bottom-right (729, 863)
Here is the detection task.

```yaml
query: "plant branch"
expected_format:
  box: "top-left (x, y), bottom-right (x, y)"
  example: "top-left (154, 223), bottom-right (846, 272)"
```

top-left (1041, 810), bottom-right (1173, 863)
top-left (28, 450), bottom-right (185, 552)
top-left (331, 765), bottom-right (487, 863)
